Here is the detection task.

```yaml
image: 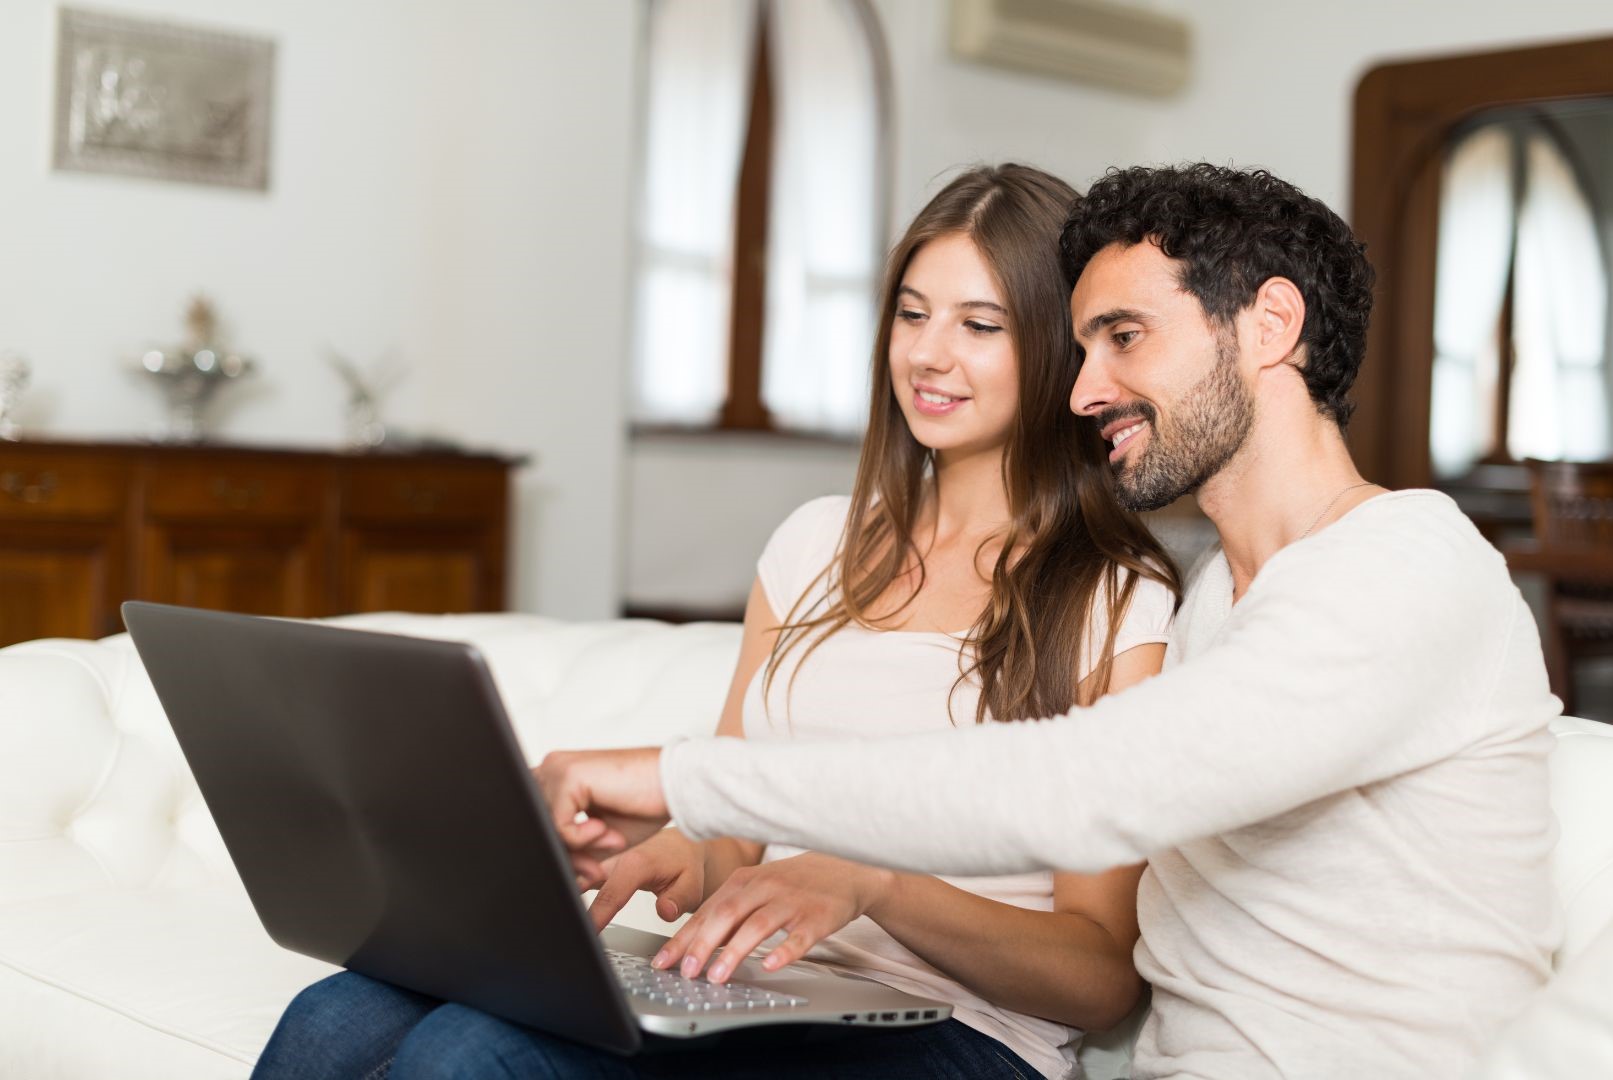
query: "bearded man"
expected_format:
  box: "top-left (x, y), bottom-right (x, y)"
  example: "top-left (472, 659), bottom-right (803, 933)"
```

top-left (539, 164), bottom-right (1561, 1080)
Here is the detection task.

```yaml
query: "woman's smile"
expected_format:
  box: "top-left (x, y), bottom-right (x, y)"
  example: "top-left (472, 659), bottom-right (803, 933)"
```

top-left (912, 384), bottom-right (970, 416)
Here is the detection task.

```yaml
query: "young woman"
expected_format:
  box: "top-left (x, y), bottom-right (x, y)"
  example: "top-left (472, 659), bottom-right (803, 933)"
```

top-left (253, 164), bottom-right (1180, 1080)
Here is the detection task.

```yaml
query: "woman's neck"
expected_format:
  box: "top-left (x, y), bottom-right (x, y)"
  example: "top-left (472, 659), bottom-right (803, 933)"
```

top-left (927, 447), bottom-right (1011, 546)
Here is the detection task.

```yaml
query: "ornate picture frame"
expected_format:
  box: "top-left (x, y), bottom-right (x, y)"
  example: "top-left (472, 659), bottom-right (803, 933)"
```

top-left (53, 7), bottom-right (275, 191)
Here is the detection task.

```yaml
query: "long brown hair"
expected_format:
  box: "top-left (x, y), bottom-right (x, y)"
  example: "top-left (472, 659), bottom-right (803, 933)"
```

top-left (765, 164), bottom-right (1180, 723)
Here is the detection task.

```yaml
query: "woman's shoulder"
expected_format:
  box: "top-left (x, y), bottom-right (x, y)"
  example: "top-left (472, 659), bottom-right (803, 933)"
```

top-left (757, 495), bottom-right (854, 615)
top-left (1069, 560), bottom-right (1177, 683)
top-left (774, 494), bottom-right (855, 536)
top-left (1124, 563), bottom-right (1177, 613)
top-left (1102, 563), bottom-right (1177, 648)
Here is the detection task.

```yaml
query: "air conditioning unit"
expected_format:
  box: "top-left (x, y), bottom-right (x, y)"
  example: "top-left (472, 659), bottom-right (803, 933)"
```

top-left (950, 0), bottom-right (1191, 96)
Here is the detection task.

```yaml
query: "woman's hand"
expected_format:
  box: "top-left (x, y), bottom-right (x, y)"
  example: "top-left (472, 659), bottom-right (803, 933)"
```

top-left (585, 828), bottom-right (706, 932)
top-left (652, 853), bottom-right (895, 984)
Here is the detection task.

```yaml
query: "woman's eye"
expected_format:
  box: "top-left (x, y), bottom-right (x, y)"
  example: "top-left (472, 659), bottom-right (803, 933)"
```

top-left (896, 309), bottom-right (925, 323)
top-left (964, 320), bottom-right (1003, 334)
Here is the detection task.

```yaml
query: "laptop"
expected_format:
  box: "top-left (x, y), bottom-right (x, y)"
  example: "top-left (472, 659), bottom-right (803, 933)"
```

top-left (121, 602), bottom-right (950, 1054)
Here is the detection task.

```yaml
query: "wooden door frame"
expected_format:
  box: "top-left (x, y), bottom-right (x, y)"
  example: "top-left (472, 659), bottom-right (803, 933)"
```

top-left (1349, 35), bottom-right (1613, 490)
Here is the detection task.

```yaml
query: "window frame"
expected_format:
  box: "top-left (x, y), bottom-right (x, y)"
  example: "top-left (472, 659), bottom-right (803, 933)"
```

top-left (629, 0), bottom-right (893, 444)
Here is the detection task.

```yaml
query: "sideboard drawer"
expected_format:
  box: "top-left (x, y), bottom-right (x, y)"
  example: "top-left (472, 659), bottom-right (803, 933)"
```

top-left (0, 440), bottom-right (516, 648)
top-left (144, 460), bottom-right (329, 521)
top-left (0, 458), bottom-right (128, 520)
top-left (342, 463), bottom-right (506, 522)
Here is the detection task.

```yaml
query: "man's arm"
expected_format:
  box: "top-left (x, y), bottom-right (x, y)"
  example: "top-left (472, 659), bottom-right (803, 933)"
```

top-left (655, 530), bottom-right (1537, 876)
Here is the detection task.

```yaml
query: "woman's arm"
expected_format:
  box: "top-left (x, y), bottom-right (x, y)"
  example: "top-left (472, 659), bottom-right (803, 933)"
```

top-left (659, 645), bottom-right (1164, 1031)
top-left (859, 643), bottom-right (1161, 1029)
top-left (583, 578), bottom-right (774, 926)
top-left (700, 577), bottom-right (774, 880)
top-left (856, 864), bottom-right (1144, 1030)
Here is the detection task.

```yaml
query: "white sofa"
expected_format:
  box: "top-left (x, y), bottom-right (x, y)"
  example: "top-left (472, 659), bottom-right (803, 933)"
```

top-left (1, 613), bottom-right (1610, 1078)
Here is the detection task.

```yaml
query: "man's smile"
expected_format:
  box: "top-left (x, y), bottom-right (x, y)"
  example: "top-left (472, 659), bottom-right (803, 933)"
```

top-left (1100, 416), bottom-right (1151, 464)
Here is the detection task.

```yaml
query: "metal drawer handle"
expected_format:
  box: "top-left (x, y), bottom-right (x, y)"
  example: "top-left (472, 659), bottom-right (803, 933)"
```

top-left (1, 470), bottom-right (57, 504)
top-left (395, 483), bottom-right (442, 513)
top-left (210, 478), bottom-right (264, 510)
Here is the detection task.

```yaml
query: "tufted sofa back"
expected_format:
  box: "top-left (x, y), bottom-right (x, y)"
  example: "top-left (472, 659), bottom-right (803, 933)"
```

top-left (3, 613), bottom-right (1611, 967)
top-left (1545, 716), bottom-right (1613, 959)
top-left (0, 614), bottom-right (741, 907)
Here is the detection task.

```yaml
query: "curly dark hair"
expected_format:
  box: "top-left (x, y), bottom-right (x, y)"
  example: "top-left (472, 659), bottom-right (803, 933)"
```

top-left (1058, 163), bottom-right (1376, 428)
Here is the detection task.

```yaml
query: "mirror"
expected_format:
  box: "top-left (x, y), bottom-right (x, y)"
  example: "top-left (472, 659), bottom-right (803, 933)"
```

top-left (1430, 99), bottom-right (1613, 480)
top-left (1350, 35), bottom-right (1613, 537)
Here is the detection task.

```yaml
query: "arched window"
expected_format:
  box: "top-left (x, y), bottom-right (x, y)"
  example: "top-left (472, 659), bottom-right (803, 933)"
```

top-left (629, 0), bottom-right (889, 437)
top-left (1510, 132), bottom-right (1610, 462)
top-left (1430, 114), bottom-right (1612, 478)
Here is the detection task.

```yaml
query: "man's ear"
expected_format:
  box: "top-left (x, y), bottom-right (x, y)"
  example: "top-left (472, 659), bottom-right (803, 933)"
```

top-left (1246, 276), bottom-right (1306, 373)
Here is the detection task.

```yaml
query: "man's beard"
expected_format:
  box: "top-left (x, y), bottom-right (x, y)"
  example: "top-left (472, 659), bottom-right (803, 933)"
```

top-left (1101, 334), bottom-right (1255, 512)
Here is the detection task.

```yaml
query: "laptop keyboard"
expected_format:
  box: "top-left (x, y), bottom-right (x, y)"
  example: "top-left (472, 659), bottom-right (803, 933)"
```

top-left (605, 948), bottom-right (809, 1011)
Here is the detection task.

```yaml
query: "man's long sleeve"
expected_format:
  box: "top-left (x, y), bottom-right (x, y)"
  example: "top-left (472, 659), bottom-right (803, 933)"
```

top-left (662, 495), bottom-right (1544, 876)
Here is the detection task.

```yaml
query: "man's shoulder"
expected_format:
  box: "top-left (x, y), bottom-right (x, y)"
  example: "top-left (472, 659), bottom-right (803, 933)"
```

top-left (1343, 488), bottom-right (1469, 531)
top-left (1332, 489), bottom-right (1503, 570)
top-left (1278, 489), bottom-right (1514, 613)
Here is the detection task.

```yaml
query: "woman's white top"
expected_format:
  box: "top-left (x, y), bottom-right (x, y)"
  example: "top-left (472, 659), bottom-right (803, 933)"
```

top-left (741, 495), bottom-right (1175, 1079)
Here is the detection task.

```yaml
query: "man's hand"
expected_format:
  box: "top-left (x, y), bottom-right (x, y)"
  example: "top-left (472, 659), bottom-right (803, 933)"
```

top-left (586, 828), bottom-right (705, 932)
top-left (532, 747), bottom-right (670, 884)
top-left (649, 852), bottom-right (895, 984)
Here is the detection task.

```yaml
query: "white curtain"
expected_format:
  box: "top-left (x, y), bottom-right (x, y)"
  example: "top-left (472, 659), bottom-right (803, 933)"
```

top-left (1509, 133), bottom-right (1612, 462)
top-left (630, 0), bottom-right (758, 425)
top-left (1430, 127), bottom-right (1516, 478)
top-left (760, 0), bottom-right (883, 435)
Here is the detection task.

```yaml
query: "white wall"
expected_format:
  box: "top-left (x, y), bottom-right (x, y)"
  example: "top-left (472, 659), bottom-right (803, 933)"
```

top-left (0, 0), bottom-right (640, 618)
top-left (623, 0), bottom-right (1174, 612)
top-left (626, 435), bottom-right (860, 612)
top-left (1138, 0), bottom-right (1613, 210)
top-left (625, 0), bottom-right (1613, 614)
top-left (11, 1), bottom-right (1612, 618)
top-left (873, 0), bottom-right (1164, 219)
top-left (403, 2), bottom-right (641, 619)
top-left (883, 0), bottom-right (1613, 215)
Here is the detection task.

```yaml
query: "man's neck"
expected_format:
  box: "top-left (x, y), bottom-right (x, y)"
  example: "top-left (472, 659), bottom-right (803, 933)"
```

top-left (1195, 413), bottom-right (1373, 600)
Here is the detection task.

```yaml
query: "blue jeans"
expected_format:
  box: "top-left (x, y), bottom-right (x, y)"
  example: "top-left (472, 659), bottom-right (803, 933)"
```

top-left (253, 971), bottom-right (1039, 1079)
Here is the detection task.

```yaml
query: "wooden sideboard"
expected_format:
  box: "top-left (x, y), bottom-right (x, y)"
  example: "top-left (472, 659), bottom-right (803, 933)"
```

top-left (0, 440), bottom-right (520, 648)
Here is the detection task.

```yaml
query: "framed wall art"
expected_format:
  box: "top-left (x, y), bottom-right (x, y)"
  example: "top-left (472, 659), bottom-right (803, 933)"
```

top-left (53, 7), bottom-right (275, 191)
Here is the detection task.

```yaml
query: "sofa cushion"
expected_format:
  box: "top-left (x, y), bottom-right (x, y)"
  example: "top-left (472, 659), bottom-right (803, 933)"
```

top-left (325, 613), bottom-right (743, 757)
top-left (0, 615), bottom-right (746, 1078)
top-left (1548, 717), bottom-right (1613, 960)
top-left (0, 616), bottom-right (744, 909)
top-left (2, 616), bottom-right (1607, 1080)
top-left (0, 638), bottom-right (233, 905)
top-left (0, 886), bottom-right (333, 1079)
top-left (1469, 917), bottom-right (1613, 1078)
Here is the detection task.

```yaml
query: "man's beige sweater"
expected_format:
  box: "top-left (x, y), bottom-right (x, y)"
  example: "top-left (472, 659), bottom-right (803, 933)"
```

top-left (663, 491), bottom-right (1561, 1078)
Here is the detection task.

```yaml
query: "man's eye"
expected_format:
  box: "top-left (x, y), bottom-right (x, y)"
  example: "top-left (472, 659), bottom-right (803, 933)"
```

top-left (1114, 330), bottom-right (1139, 348)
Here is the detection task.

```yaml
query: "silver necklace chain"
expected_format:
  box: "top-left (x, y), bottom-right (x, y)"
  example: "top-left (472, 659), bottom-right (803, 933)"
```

top-left (1297, 481), bottom-right (1377, 540)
